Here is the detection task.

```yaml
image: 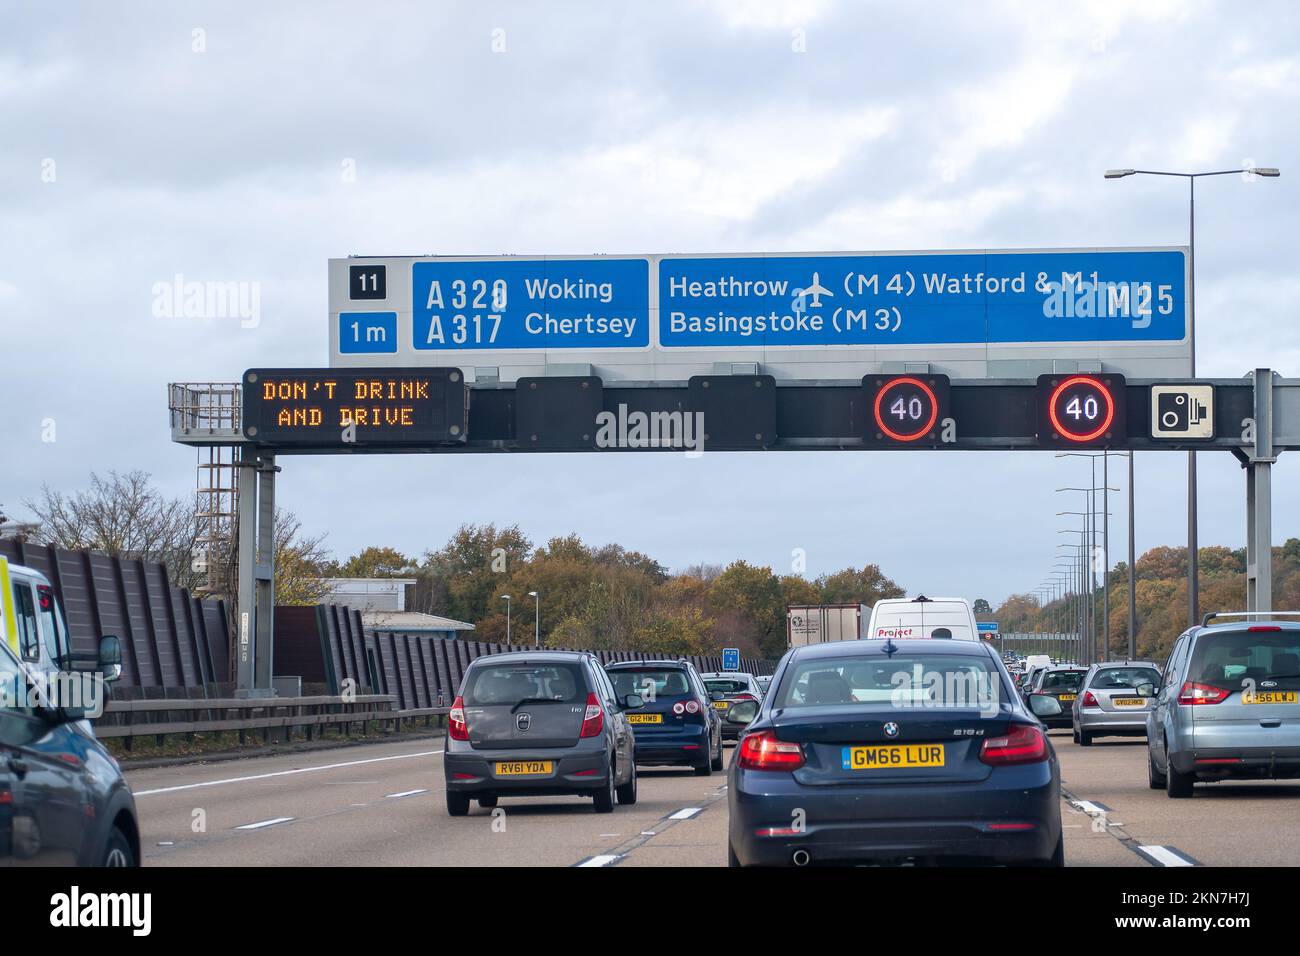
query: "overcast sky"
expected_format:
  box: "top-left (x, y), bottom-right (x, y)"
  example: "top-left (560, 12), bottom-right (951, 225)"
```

top-left (3, 0), bottom-right (1298, 605)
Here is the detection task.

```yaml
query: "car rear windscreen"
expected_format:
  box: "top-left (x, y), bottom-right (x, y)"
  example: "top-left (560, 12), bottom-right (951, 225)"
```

top-left (1091, 666), bottom-right (1160, 689)
top-left (774, 655), bottom-right (999, 709)
top-left (1040, 670), bottom-right (1085, 691)
top-left (705, 679), bottom-right (750, 695)
top-left (463, 663), bottom-right (585, 706)
top-left (608, 668), bottom-right (691, 699)
top-left (1189, 630), bottom-right (1300, 685)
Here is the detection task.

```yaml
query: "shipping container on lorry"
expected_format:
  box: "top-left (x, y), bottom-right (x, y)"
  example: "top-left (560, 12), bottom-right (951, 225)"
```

top-left (786, 604), bottom-right (868, 647)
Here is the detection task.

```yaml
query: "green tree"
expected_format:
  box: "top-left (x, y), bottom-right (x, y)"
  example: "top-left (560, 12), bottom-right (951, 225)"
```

top-left (327, 545), bottom-right (413, 578)
top-left (816, 565), bottom-right (905, 606)
top-left (709, 561), bottom-right (786, 659)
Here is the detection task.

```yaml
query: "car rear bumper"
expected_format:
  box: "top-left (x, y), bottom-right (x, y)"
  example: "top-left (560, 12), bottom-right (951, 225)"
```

top-left (633, 725), bottom-right (711, 766)
top-left (1076, 709), bottom-right (1149, 734)
top-left (728, 763), bottom-right (1060, 866)
top-left (444, 749), bottom-right (610, 795)
top-left (1170, 744), bottom-right (1300, 779)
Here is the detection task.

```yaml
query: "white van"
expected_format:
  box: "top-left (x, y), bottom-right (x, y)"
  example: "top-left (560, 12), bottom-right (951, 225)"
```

top-left (865, 596), bottom-right (980, 641)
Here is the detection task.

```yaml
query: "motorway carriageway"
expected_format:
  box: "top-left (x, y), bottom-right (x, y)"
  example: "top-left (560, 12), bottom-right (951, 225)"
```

top-left (127, 733), bottom-right (1300, 867)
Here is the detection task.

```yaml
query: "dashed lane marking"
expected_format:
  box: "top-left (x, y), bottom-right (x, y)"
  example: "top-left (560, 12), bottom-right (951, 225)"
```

top-left (133, 749), bottom-right (444, 797)
top-left (1137, 845), bottom-right (1200, 867)
top-left (235, 817), bottom-right (294, 830)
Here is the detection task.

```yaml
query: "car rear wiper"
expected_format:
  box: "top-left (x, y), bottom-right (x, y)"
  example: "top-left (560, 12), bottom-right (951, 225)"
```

top-left (510, 696), bottom-right (564, 713)
top-left (1261, 673), bottom-right (1300, 681)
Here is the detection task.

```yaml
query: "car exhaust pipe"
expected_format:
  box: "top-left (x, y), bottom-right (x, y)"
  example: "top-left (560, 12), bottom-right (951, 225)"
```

top-left (791, 849), bottom-right (811, 867)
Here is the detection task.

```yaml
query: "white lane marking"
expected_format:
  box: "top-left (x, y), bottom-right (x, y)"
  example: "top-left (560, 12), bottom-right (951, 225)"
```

top-left (235, 816), bottom-right (294, 830)
top-left (577, 854), bottom-right (620, 867)
top-left (133, 749), bottom-right (444, 797)
top-left (385, 789), bottom-right (428, 799)
top-left (669, 807), bottom-right (703, 820)
top-left (1138, 845), bottom-right (1197, 867)
top-left (640, 831), bottom-right (656, 836)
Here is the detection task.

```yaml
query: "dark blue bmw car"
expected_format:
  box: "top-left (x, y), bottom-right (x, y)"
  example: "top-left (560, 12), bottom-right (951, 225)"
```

top-left (727, 639), bottom-right (1062, 867)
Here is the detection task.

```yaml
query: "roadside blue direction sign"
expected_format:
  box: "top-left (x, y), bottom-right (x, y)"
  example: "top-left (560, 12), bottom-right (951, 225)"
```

top-left (722, 647), bottom-right (740, 670)
top-left (977, 622), bottom-right (1000, 634)
top-left (329, 248), bottom-right (1191, 381)
top-left (659, 250), bottom-right (1186, 348)
top-left (411, 258), bottom-right (649, 351)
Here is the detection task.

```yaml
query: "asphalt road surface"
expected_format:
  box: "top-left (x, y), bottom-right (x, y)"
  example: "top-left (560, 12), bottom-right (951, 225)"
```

top-left (127, 730), bottom-right (1300, 867)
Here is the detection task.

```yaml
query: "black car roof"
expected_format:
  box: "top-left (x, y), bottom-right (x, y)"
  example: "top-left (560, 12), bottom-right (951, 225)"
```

top-left (789, 639), bottom-right (994, 660)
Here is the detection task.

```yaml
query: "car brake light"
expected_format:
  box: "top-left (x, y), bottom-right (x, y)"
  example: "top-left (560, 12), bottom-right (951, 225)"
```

top-left (1177, 681), bottom-right (1229, 705)
top-left (737, 730), bottom-right (804, 771)
top-left (579, 692), bottom-right (604, 738)
top-left (1082, 690), bottom-right (1099, 708)
top-left (672, 702), bottom-right (686, 715)
top-left (448, 696), bottom-right (469, 740)
top-left (734, 694), bottom-right (758, 703)
top-left (1249, 625), bottom-right (1281, 632)
top-left (685, 700), bottom-right (700, 714)
top-left (979, 723), bottom-right (1047, 766)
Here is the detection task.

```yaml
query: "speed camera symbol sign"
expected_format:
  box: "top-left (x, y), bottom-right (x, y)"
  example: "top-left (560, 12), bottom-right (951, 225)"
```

top-left (1150, 384), bottom-right (1214, 439)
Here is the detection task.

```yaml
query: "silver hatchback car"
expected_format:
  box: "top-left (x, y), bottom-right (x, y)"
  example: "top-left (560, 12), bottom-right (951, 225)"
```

top-left (1071, 661), bottom-right (1161, 745)
top-left (1146, 613), bottom-right (1300, 798)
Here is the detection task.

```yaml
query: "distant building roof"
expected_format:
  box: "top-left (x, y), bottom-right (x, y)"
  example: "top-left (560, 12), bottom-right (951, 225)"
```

top-left (362, 610), bottom-right (474, 633)
top-left (320, 577), bottom-right (418, 613)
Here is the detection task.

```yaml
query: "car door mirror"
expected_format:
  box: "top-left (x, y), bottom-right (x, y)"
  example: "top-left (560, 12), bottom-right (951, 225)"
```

top-left (622, 694), bottom-right (644, 710)
top-left (98, 635), bottom-right (123, 682)
top-left (1136, 682), bottom-right (1155, 698)
top-left (1028, 694), bottom-right (1063, 717)
top-left (726, 700), bottom-right (759, 724)
top-left (709, 691), bottom-right (726, 702)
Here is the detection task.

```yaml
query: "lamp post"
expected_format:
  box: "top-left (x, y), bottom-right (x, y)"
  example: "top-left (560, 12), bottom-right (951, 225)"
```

top-left (1105, 165), bottom-right (1280, 627)
top-left (501, 594), bottom-right (511, 644)
top-left (528, 591), bottom-right (540, 647)
top-left (1058, 532), bottom-right (1089, 661)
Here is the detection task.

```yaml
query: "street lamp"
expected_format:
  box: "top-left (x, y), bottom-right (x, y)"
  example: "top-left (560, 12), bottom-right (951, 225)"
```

top-left (1105, 165), bottom-right (1280, 627)
top-left (501, 595), bottom-right (511, 644)
top-left (528, 591), bottom-right (540, 647)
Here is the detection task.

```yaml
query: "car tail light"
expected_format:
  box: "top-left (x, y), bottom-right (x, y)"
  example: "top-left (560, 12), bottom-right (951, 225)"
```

top-left (579, 692), bottom-right (604, 738)
top-left (734, 694), bottom-right (758, 703)
top-left (685, 700), bottom-right (700, 714)
top-left (1082, 690), bottom-right (1099, 708)
top-left (1177, 681), bottom-right (1229, 705)
top-left (979, 723), bottom-right (1047, 766)
top-left (737, 730), bottom-right (804, 771)
top-left (448, 696), bottom-right (469, 740)
top-left (1249, 625), bottom-right (1281, 632)
top-left (672, 702), bottom-right (686, 715)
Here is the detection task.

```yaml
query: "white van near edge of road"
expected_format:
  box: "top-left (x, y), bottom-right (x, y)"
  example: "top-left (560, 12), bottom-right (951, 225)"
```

top-left (866, 596), bottom-right (981, 641)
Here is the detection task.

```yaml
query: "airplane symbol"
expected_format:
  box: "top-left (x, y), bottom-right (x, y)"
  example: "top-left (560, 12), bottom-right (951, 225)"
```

top-left (794, 272), bottom-right (833, 309)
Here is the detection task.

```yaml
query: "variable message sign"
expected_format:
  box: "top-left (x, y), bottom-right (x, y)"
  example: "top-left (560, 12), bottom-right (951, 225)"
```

top-left (242, 368), bottom-right (467, 448)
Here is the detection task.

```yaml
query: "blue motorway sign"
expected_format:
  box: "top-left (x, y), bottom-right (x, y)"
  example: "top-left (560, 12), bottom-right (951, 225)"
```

top-left (977, 622), bottom-right (1000, 634)
top-left (411, 258), bottom-right (649, 351)
top-left (658, 250), bottom-right (1186, 348)
top-left (722, 647), bottom-right (740, 670)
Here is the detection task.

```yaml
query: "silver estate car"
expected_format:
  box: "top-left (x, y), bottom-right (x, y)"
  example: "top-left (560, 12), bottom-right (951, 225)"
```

top-left (1146, 613), bottom-right (1300, 798)
top-left (1071, 661), bottom-right (1161, 745)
